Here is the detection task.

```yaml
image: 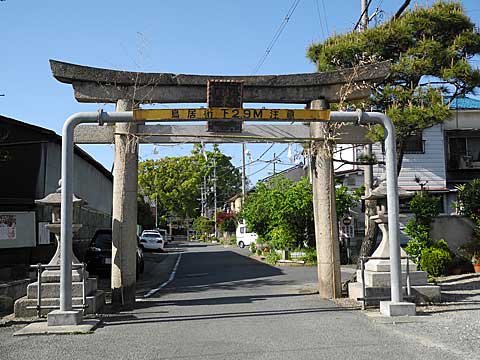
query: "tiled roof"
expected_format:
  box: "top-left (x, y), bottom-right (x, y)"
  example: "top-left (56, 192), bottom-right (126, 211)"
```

top-left (448, 96), bottom-right (480, 110)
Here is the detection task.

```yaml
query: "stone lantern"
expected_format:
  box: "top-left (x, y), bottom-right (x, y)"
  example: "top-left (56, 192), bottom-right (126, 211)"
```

top-left (363, 180), bottom-right (413, 273)
top-left (348, 180), bottom-right (441, 305)
top-left (34, 182), bottom-right (85, 282)
top-left (14, 182), bottom-right (105, 318)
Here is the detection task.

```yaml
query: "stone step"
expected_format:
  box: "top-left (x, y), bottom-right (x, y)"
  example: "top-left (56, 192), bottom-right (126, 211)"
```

top-left (14, 290), bottom-right (105, 317)
top-left (26, 278), bottom-right (97, 299)
top-left (348, 281), bottom-right (441, 305)
top-left (356, 269), bottom-right (428, 287)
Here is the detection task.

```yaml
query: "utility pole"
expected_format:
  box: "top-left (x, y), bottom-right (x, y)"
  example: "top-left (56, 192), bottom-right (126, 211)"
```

top-left (358, 0), bottom-right (378, 267)
top-left (155, 195), bottom-right (158, 228)
top-left (213, 158), bottom-right (217, 238)
top-left (273, 153), bottom-right (276, 175)
top-left (242, 143), bottom-right (246, 205)
top-left (361, 0), bottom-right (369, 31)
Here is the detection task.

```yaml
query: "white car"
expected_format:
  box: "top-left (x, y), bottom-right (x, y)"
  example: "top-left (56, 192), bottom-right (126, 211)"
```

top-left (236, 223), bottom-right (258, 248)
top-left (142, 229), bottom-right (170, 244)
top-left (139, 232), bottom-right (165, 251)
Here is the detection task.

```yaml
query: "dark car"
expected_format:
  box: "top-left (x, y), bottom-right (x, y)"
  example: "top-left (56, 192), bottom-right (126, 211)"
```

top-left (85, 229), bottom-right (144, 279)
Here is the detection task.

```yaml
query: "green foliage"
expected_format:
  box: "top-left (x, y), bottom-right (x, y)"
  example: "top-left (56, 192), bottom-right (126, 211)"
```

top-left (301, 248), bottom-right (318, 265)
top-left (138, 144), bottom-right (241, 220)
top-left (307, 1), bottom-right (480, 174)
top-left (404, 192), bottom-right (441, 265)
top-left (242, 177), bottom-right (315, 250)
top-left (269, 226), bottom-right (296, 252)
top-left (420, 240), bottom-right (453, 277)
top-left (242, 177), bottom-right (361, 251)
top-left (335, 185), bottom-right (362, 218)
top-left (218, 212), bottom-right (238, 233)
top-left (265, 251), bottom-right (280, 265)
top-left (192, 216), bottom-right (214, 235)
top-left (455, 179), bottom-right (480, 225)
top-left (137, 196), bottom-right (155, 230)
top-left (455, 179), bottom-right (480, 260)
top-left (408, 192), bottom-right (441, 225)
top-left (249, 242), bottom-right (256, 253)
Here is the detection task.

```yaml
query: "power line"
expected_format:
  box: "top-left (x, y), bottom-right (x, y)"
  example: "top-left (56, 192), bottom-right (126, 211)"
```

top-left (248, 146), bottom-right (289, 178)
top-left (320, 0), bottom-right (329, 35)
top-left (314, 0), bottom-right (326, 41)
top-left (251, 0), bottom-right (302, 74)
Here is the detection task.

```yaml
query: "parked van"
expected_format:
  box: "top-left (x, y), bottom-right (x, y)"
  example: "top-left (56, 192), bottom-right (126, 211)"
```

top-left (236, 223), bottom-right (258, 248)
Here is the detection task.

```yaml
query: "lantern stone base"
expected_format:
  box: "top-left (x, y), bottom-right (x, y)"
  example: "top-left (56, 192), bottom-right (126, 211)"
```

top-left (348, 282), bottom-right (441, 305)
top-left (14, 279), bottom-right (104, 318)
top-left (356, 269), bottom-right (429, 287)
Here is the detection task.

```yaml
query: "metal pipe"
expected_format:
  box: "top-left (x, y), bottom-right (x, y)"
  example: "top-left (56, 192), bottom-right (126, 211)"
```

top-left (60, 111), bottom-right (133, 312)
top-left (37, 263), bottom-right (42, 318)
top-left (82, 263), bottom-right (87, 314)
top-left (330, 111), bottom-right (402, 304)
top-left (361, 257), bottom-right (366, 310)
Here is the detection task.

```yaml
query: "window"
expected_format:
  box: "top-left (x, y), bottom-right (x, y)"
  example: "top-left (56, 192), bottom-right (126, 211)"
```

top-left (404, 133), bottom-right (425, 154)
top-left (447, 136), bottom-right (480, 170)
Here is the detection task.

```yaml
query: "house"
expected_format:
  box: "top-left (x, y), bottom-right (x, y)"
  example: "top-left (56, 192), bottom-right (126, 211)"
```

top-left (0, 115), bottom-right (113, 288)
top-left (371, 96), bottom-right (480, 215)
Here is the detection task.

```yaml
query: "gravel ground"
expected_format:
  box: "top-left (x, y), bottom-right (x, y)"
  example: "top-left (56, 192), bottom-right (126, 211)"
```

top-left (333, 272), bottom-right (480, 359)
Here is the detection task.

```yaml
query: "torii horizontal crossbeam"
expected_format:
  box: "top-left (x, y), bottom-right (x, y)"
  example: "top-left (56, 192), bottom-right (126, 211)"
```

top-left (50, 60), bottom-right (390, 104)
top-left (74, 124), bottom-right (370, 144)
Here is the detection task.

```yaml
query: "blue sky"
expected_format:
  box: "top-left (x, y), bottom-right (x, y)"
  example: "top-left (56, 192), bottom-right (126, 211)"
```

top-left (1, 0), bottom-right (480, 184)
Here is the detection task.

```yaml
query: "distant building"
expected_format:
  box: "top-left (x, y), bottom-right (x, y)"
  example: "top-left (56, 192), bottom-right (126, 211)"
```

top-left (0, 115), bottom-right (113, 282)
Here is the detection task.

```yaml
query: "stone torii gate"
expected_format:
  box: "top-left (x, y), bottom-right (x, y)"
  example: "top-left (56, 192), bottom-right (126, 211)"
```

top-left (50, 59), bottom-right (390, 308)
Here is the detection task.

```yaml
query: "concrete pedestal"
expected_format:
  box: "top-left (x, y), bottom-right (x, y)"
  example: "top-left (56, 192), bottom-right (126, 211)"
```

top-left (47, 309), bottom-right (82, 326)
top-left (380, 301), bottom-right (416, 316)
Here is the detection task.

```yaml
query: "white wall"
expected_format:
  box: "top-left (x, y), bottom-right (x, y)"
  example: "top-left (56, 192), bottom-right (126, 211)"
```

top-left (373, 125), bottom-right (446, 190)
top-left (45, 143), bottom-right (113, 215)
top-left (444, 110), bottom-right (480, 130)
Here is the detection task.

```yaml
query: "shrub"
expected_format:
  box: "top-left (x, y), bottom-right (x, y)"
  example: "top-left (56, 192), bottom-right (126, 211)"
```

top-left (249, 242), bottom-right (256, 253)
top-left (265, 251), bottom-right (280, 265)
top-left (301, 248), bottom-right (317, 265)
top-left (404, 192), bottom-right (441, 265)
top-left (419, 240), bottom-right (453, 277)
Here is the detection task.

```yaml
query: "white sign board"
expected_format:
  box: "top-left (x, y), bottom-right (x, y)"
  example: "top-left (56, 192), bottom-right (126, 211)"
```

top-left (0, 212), bottom-right (36, 249)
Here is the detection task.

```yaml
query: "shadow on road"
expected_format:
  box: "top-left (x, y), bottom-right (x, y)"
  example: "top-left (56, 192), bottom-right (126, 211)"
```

top-left (99, 302), bottom-right (357, 328)
top-left (160, 249), bottom-right (286, 294)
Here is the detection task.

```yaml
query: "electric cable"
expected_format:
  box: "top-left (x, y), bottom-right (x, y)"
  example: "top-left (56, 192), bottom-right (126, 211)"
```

top-left (251, 0), bottom-right (302, 74)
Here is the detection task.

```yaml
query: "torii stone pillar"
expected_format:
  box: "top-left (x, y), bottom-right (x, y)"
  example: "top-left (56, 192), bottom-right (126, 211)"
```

top-left (310, 99), bottom-right (341, 298)
top-left (111, 99), bottom-right (138, 307)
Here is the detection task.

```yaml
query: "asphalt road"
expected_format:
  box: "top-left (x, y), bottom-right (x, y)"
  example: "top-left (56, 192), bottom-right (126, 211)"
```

top-left (0, 242), bottom-right (475, 359)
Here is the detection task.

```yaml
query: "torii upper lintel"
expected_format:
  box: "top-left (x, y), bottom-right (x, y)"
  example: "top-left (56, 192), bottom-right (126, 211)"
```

top-left (49, 59), bottom-right (390, 104)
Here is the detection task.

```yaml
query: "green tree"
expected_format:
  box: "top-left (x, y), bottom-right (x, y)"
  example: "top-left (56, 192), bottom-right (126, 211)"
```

top-left (138, 156), bottom-right (201, 220)
top-left (137, 195), bottom-right (155, 230)
top-left (191, 144), bottom-right (242, 206)
top-left (242, 177), bottom-right (360, 250)
top-left (307, 1), bottom-right (480, 174)
top-left (192, 216), bottom-right (214, 236)
top-left (242, 177), bottom-right (314, 250)
top-left (138, 145), bottom-right (241, 224)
